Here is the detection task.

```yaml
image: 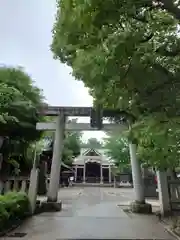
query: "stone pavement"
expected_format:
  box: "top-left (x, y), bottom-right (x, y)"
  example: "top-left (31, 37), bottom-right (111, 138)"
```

top-left (2, 187), bottom-right (175, 240)
top-left (105, 188), bottom-right (160, 208)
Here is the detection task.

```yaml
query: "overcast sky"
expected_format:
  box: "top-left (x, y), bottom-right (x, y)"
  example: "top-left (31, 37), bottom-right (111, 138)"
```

top-left (0, 0), bottom-right (106, 141)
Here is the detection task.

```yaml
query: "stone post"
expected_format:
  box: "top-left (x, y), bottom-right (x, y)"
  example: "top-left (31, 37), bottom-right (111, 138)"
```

top-left (37, 161), bottom-right (47, 195)
top-left (28, 143), bottom-right (39, 214)
top-left (5, 181), bottom-right (11, 193)
top-left (100, 162), bottom-right (103, 184)
top-left (157, 171), bottom-right (171, 216)
top-left (47, 113), bottom-right (65, 202)
top-left (129, 142), bottom-right (152, 213)
top-left (75, 165), bottom-right (77, 182)
top-left (28, 168), bottom-right (39, 214)
top-left (83, 160), bottom-right (86, 183)
top-left (21, 180), bottom-right (27, 192)
top-left (0, 180), bottom-right (4, 194)
top-left (129, 143), bottom-right (144, 202)
top-left (113, 176), bottom-right (116, 188)
top-left (0, 154), bottom-right (3, 171)
top-left (109, 165), bottom-right (112, 183)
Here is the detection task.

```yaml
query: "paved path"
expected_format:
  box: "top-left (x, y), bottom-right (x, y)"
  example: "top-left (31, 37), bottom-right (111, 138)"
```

top-left (3, 187), bottom-right (174, 240)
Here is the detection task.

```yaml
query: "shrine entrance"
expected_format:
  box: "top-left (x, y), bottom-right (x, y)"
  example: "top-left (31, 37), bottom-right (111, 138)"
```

top-left (26, 105), bottom-right (150, 218)
top-left (36, 106), bottom-right (127, 202)
top-left (85, 162), bottom-right (100, 183)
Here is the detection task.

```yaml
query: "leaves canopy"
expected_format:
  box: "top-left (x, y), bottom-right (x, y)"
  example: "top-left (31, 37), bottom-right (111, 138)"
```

top-left (63, 131), bottom-right (82, 165)
top-left (104, 134), bottom-right (130, 172)
top-left (132, 116), bottom-right (180, 169)
top-left (51, 0), bottom-right (180, 168)
top-left (0, 66), bottom-right (44, 174)
top-left (0, 66), bottom-right (44, 141)
top-left (81, 137), bottom-right (102, 148)
top-left (43, 118), bottom-right (82, 166)
top-left (52, 0), bottom-right (180, 117)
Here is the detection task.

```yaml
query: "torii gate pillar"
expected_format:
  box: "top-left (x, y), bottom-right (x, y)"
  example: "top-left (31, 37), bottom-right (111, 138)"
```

top-left (47, 113), bottom-right (65, 202)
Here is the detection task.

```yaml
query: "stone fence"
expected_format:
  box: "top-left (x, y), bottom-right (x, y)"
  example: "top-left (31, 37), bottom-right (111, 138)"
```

top-left (0, 177), bottom-right (30, 195)
top-left (168, 180), bottom-right (180, 211)
top-left (0, 176), bottom-right (51, 196)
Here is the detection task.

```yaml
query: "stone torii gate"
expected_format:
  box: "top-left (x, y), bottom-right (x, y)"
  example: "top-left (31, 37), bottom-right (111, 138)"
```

top-left (32, 106), bottom-right (149, 213)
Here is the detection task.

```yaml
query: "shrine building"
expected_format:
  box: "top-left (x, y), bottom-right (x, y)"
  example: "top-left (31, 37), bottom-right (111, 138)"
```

top-left (73, 148), bottom-right (114, 184)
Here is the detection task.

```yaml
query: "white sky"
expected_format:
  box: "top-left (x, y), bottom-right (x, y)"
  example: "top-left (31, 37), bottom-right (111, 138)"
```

top-left (0, 0), bottom-right (106, 141)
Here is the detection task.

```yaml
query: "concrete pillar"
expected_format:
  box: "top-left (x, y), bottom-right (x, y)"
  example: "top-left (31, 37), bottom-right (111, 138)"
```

top-left (5, 181), bottom-right (11, 193)
top-left (0, 180), bottom-right (3, 194)
top-left (109, 165), bottom-right (112, 183)
top-left (0, 154), bottom-right (3, 171)
top-left (75, 165), bottom-right (77, 182)
top-left (21, 180), bottom-right (27, 192)
top-left (100, 162), bottom-right (103, 184)
top-left (83, 160), bottom-right (86, 183)
top-left (113, 176), bottom-right (116, 188)
top-left (47, 113), bottom-right (65, 202)
top-left (157, 171), bottom-right (171, 216)
top-left (166, 169), bottom-right (178, 199)
top-left (28, 168), bottom-right (39, 214)
top-left (141, 166), bottom-right (150, 178)
top-left (129, 142), bottom-right (145, 203)
top-left (13, 180), bottom-right (19, 191)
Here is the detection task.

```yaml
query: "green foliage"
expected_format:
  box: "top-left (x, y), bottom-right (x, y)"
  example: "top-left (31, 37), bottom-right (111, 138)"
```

top-left (104, 134), bottom-right (130, 172)
top-left (63, 131), bottom-right (81, 165)
top-left (132, 116), bottom-right (180, 169)
top-left (111, 166), bottom-right (121, 177)
top-left (51, 0), bottom-right (180, 169)
top-left (0, 66), bottom-right (44, 140)
top-left (25, 140), bottom-right (45, 168)
top-left (81, 138), bottom-right (102, 149)
top-left (7, 158), bottom-right (20, 176)
top-left (52, 1), bottom-right (180, 118)
top-left (43, 119), bottom-right (82, 166)
top-left (51, 0), bottom-right (180, 119)
top-left (0, 203), bottom-right (9, 229)
top-left (65, 131), bottom-right (81, 157)
top-left (0, 192), bottom-right (30, 231)
top-left (0, 66), bottom-right (44, 173)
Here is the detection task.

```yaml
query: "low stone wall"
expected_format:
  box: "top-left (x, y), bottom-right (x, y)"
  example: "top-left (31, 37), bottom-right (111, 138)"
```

top-left (0, 177), bottom-right (30, 195)
top-left (143, 177), bottom-right (158, 198)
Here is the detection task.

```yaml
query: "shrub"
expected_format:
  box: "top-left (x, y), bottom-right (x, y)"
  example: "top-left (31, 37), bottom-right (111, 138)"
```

top-left (0, 203), bottom-right (9, 230)
top-left (0, 191), bottom-right (30, 232)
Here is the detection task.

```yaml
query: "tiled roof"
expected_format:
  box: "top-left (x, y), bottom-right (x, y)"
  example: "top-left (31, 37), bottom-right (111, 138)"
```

top-left (73, 148), bottom-right (114, 165)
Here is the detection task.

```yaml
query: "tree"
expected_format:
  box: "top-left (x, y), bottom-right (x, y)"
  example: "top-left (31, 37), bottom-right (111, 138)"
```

top-left (43, 118), bottom-right (82, 166)
top-left (132, 116), bottom-right (180, 169)
top-left (104, 134), bottom-right (130, 173)
top-left (81, 137), bottom-right (102, 148)
top-left (51, 0), bottom-right (180, 169)
top-left (0, 66), bottom-right (44, 174)
top-left (0, 66), bottom-right (44, 138)
top-left (63, 131), bottom-right (82, 165)
top-left (53, 0), bottom-right (180, 116)
top-left (52, 0), bottom-right (180, 117)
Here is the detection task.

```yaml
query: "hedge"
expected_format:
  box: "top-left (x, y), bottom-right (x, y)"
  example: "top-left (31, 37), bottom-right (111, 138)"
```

top-left (0, 191), bottom-right (30, 232)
